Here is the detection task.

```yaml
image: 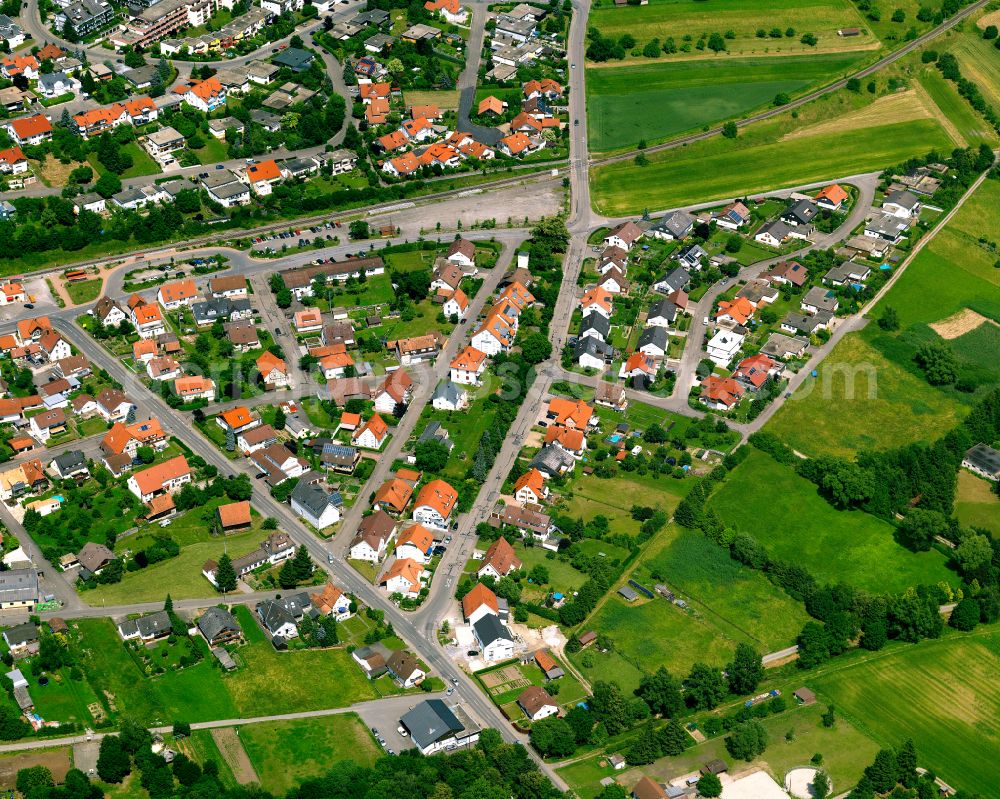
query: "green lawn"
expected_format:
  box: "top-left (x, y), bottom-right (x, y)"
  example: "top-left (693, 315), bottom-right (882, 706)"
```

top-left (87, 143), bottom-right (160, 180)
top-left (182, 730), bottom-right (238, 788)
top-left (764, 333), bottom-right (969, 457)
top-left (86, 501), bottom-right (266, 605)
top-left (558, 702), bottom-right (879, 799)
top-left (587, 0), bottom-right (876, 57)
top-left (954, 470), bottom-right (1000, 536)
top-left (65, 278), bottom-right (102, 305)
top-left (590, 106), bottom-right (954, 214)
top-left (515, 542), bottom-right (588, 598)
top-left (811, 628), bottom-right (1000, 797)
top-left (587, 52), bottom-right (864, 151)
top-left (67, 608), bottom-right (378, 726)
top-left (192, 137), bottom-right (230, 165)
top-left (570, 522), bottom-right (807, 693)
top-left (238, 714), bottom-right (380, 794)
top-left (27, 669), bottom-right (102, 726)
top-left (709, 449), bottom-right (954, 592)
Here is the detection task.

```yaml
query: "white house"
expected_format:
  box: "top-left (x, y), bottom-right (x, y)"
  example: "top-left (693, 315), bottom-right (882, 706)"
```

top-left (379, 557), bottom-right (424, 598)
top-left (411, 479), bottom-right (458, 529)
top-left (353, 414), bottom-right (389, 450)
top-left (442, 289), bottom-right (469, 320)
top-left (473, 615), bottom-right (515, 662)
top-left (432, 381), bottom-right (468, 412)
top-left (290, 480), bottom-right (343, 529)
top-left (706, 329), bottom-right (745, 368)
top-left (882, 189), bottom-right (921, 219)
top-left (450, 346), bottom-right (487, 385)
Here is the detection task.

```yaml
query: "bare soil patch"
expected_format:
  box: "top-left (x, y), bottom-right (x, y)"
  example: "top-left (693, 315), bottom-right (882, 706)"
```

top-left (211, 727), bottom-right (259, 785)
top-left (0, 749), bottom-right (72, 787)
top-left (976, 9), bottom-right (1000, 29)
top-left (30, 157), bottom-right (88, 188)
top-left (929, 308), bottom-right (998, 339)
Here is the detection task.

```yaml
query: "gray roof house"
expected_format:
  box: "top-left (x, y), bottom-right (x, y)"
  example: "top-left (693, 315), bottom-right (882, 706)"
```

top-left (649, 210), bottom-right (694, 240)
top-left (473, 613), bottom-right (512, 649)
top-left (760, 332), bottom-right (809, 360)
top-left (781, 311), bottom-right (833, 335)
top-left (963, 443), bottom-right (1000, 481)
top-left (638, 326), bottom-right (669, 356)
top-left (272, 47), bottom-right (313, 72)
top-left (117, 610), bottom-right (172, 641)
top-left (801, 286), bottom-right (840, 314)
top-left (0, 569), bottom-right (38, 609)
top-left (197, 606), bottom-right (242, 646)
top-left (191, 298), bottom-right (253, 326)
top-left (676, 244), bottom-right (708, 269)
top-left (400, 699), bottom-right (477, 755)
top-left (531, 445), bottom-right (576, 477)
top-left (51, 449), bottom-right (88, 479)
top-left (647, 299), bottom-right (677, 327)
top-left (781, 199), bottom-right (818, 226)
top-left (653, 266), bottom-right (690, 294)
top-left (256, 599), bottom-right (298, 640)
top-left (579, 312), bottom-right (611, 341)
top-left (573, 335), bottom-right (611, 365)
top-left (418, 421), bottom-right (454, 452)
top-left (432, 380), bottom-right (467, 410)
top-left (290, 478), bottom-right (343, 529)
top-left (2, 622), bottom-right (38, 653)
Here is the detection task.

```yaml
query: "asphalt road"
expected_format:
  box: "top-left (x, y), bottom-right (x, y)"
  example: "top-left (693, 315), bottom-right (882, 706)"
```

top-left (455, 2), bottom-right (504, 146)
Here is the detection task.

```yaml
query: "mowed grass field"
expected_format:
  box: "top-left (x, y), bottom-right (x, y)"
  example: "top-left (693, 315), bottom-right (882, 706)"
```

top-left (239, 714), bottom-right (380, 794)
top-left (571, 524), bottom-right (807, 693)
top-left (587, 0), bottom-right (876, 57)
top-left (590, 88), bottom-right (955, 213)
top-left (811, 629), bottom-right (1000, 797)
top-left (586, 53), bottom-right (863, 151)
top-left (709, 449), bottom-right (954, 592)
top-left (764, 333), bottom-right (969, 457)
top-left (955, 471), bottom-right (1000, 535)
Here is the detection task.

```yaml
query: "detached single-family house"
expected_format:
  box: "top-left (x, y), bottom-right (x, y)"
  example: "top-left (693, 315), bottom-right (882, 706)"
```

top-left (882, 189), bottom-right (921, 218)
top-left (349, 510), bottom-right (397, 562)
top-left (518, 686), bottom-right (559, 721)
top-left (478, 537), bottom-right (522, 580)
top-left (379, 557), bottom-right (424, 598)
top-left (117, 610), bottom-right (171, 642)
top-left (412, 479), bottom-right (458, 529)
top-left (473, 614), bottom-right (515, 662)
top-left (197, 607), bottom-right (242, 646)
top-left (290, 478), bottom-right (343, 529)
top-left (706, 329), bottom-right (745, 367)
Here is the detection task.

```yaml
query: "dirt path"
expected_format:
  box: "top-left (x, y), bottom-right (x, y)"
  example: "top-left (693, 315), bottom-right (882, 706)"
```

top-left (210, 727), bottom-right (259, 785)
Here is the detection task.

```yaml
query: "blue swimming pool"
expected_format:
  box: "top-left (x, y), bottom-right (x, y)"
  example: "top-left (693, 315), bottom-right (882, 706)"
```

top-left (606, 434), bottom-right (624, 444)
top-left (52, 495), bottom-right (65, 502)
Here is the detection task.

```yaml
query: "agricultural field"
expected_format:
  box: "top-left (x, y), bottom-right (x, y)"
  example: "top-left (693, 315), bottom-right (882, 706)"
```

top-left (810, 629), bottom-right (1000, 797)
top-left (950, 18), bottom-right (1000, 108)
top-left (586, 52), bottom-right (864, 151)
top-left (557, 701), bottom-right (879, 799)
top-left (570, 523), bottom-right (808, 694)
top-left (590, 86), bottom-right (956, 214)
top-left (238, 714), bottom-right (380, 794)
top-left (954, 471), bottom-right (1000, 535)
top-left (587, 0), bottom-right (877, 58)
top-left (478, 656), bottom-right (588, 721)
top-left (709, 449), bottom-right (954, 592)
top-left (916, 68), bottom-right (998, 148)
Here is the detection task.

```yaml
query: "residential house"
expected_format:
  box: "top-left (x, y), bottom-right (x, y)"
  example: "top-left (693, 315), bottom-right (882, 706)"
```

top-left (603, 221), bottom-right (643, 251)
top-left (714, 201), bottom-right (750, 230)
top-left (513, 468), bottom-right (547, 504)
top-left (353, 414), bottom-right (390, 450)
top-left (580, 312), bottom-right (611, 343)
top-left (117, 610), bottom-right (171, 642)
top-left (209, 275), bottom-right (248, 299)
top-left (127, 456), bottom-right (191, 503)
top-left (716, 296), bottom-right (755, 327)
top-left (962, 444), bottom-right (1000, 481)
top-left (781, 311), bottom-right (833, 336)
top-left (706, 329), bottom-right (745, 367)
top-left (245, 159), bottom-right (284, 196)
top-left (653, 267), bottom-right (690, 295)
top-left (146, 356), bottom-right (182, 381)
top-left (823, 261), bottom-right (871, 287)
top-left (801, 286), bottom-right (839, 314)
top-left (815, 183), bottom-right (848, 211)
top-left (473, 614), bottom-right (515, 662)
top-left (257, 351), bottom-right (290, 390)
top-left (754, 219), bottom-right (794, 247)
top-left (760, 332), bottom-right (809, 361)
top-left (29, 409), bottom-right (67, 442)
top-left (394, 523), bottom-right (435, 564)
top-left (217, 406), bottom-right (260, 436)
top-left (579, 286), bottom-right (613, 318)
top-left (400, 699), bottom-right (481, 755)
top-left (174, 376), bottom-right (216, 401)
top-left (197, 607), bottom-right (242, 646)
top-left (763, 260), bottom-right (808, 287)
top-left (6, 115), bottom-right (53, 147)
top-left (781, 199), bottom-right (818, 227)
top-left (238, 424), bottom-right (277, 454)
top-left (373, 369), bottom-right (413, 414)
top-left (256, 600), bottom-right (298, 640)
top-left (450, 346), bottom-right (488, 385)
top-left (77, 541), bottom-right (115, 575)
top-left (733, 353), bottom-right (779, 390)
top-left (319, 443), bottom-right (360, 473)
top-left (216, 500), bottom-right (252, 533)
top-left (529, 443), bottom-right (576, 478)
top-left (478, 537), bottom-right (522, 579)
top-left (379, 557), bottom-right (424, 598)
top-left (573, 336), bottom-right (611, 370)
top-left (518, 686), bottom-right (558, 721)
top-left (94, 296), bottom-right (128, 327)
top-left (350, 510), bottom-right (397, 562)
top-left (387, 650), bottom-right (425, 687)
top-left (49, 450), bottom-right (88, 480)
top-left (462, 582), bottom-right (499, 625)
top-left (432, 381), bottom-right (468, 412)
top-left (882, 189), bottom-right (921, 218)
top-left (595, 381), bottom-right (628, 411)
top-left (546, 397), bottom-right (594, 430)
top-left (412, 479), bottom-right (458, 528)
top-left (637, 326), bottom-right (668, 358)
top-left (248, 443), bottom-right (308, 486)
top-left (2, 623), bottom-right (38, 658)
top-left (699, 376), bottom-right (745, 411)
top-left (157, 279), bottom-right (197, 310)
top-left (184, 77), bottom-right (227, 112)
top-left (290, 477), bottom-right (343, 529)
top-left (648, 210), bottom-right (694, 241)
top-left (647, 299), bottom-right (678, 329)
top-left (393, 333), bottom-right (444, 364)
top-left (294, 307), bottom-right (323, 334)
top-left (310, 582), bottom-right (351, 618)
top-left (96, 389), bottom-right (135, 423)
top-left (442, 289), bottom-right (469, 320)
